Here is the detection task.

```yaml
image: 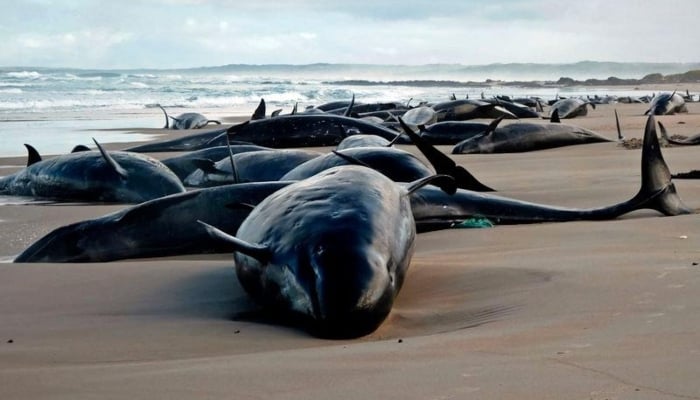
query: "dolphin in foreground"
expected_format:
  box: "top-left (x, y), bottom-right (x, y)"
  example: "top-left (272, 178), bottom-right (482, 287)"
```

top-left (0, 140), bottom-right (185, 203)
top-left (198, 166), bottom-right (456, 338)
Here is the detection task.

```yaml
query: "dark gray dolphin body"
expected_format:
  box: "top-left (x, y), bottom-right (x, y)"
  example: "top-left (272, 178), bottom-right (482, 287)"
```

top-left (416, 115), bottom-right (691, 230)
top-left (161, 144), bottom-right (269, 181)
top-left (548, 98), bottom-right (595, 119)
top-left (159, 105), bottom-right (221, 129)
top-left (124, 127), bottom-right (229, 152)
top-left (645, 92), bottom-right (687, 115)
top-left (14, 182), bottom-right (290, 263)
top-left (225, 114), bottom-right (406, 148)
top-left (452, 120), bottom-right (612, 154)
top-left (0, 141), bottom-right (185, 203)
top-left (417, 119), bottom-right (500, 145)
top-left (280, 147), bottom-right (435, 183)
top-left (483, 99), bottom-right (541, 118)
top-left (184, 149), bottom-right (321, 187)
top-left (432, 99), bottom-right (517, 122)
top-left (199, 166), bottom-right (451, 338)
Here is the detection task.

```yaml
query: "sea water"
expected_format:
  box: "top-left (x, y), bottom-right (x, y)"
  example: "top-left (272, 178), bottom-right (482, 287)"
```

top-left (0, 65), bottom-right (659, 157)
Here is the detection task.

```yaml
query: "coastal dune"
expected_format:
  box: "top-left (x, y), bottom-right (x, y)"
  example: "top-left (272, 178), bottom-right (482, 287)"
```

top-left (2, 102), bottom-right (700, 399)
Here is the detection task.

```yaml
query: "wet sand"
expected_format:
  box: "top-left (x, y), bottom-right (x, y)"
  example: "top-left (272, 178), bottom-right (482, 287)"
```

top-left (2, 101), bottom-right (700, 399)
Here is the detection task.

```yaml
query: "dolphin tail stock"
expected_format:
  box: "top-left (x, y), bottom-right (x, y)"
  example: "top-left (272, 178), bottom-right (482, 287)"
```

top-left (197, 220), bottom-right (271, 262)
top-left (157, 104), bottom-right (169, 129)
top-left (397, 117), bottom-right (495, 192)
top-left (23, 144), bottom-right (42, 166)
top-left (626, 115), bottom-right (692, 216)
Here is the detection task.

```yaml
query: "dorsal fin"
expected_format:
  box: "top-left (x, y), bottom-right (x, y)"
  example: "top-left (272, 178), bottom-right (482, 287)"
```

top-left (198, 221), bottom-right (271, 262)
top-left (344, 94), bottom-right (355, 117)
top-left (271, 109), bottom-right (282, 117)
top-left (614, 109), bottom-right (624, 141)
top-left (485, 115), bottom-right (505, 135)
top-left (331, 150), bottom-right (372, 168)
top-left (93, 138), bottom-right (127, 179)
top-left (449, 93), bottom-right (456, 101)
top-left (550, 109), bottom-right (561, 123)
top-left (157, 104), bottom-right (169, 129)
top-left (406, 97), bottom-right (413, 107)
top-left (23, 144), bottom-right (42, 166)
top-left (252, 98), bottom-right (266, 120)
top-left (191, 158), bottom-right (229, 176)
top-left (405, 174), bottom-right (456, 196)
top-left (71, 144), bottom-right (90, 153)
top-left (535, 99), bottom-right (544, 113)
top-left (291, 102), bottom-right (298, 115)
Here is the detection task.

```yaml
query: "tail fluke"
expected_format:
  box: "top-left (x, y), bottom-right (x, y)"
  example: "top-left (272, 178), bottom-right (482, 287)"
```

top-left (630, 115), bottom-right (692, 216)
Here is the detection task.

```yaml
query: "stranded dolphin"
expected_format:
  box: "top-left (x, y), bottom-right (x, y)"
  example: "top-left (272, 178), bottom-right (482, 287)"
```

top-left (0, 140), bottom-right (185, 203)
top-left (14, 182), bottom-right (290, 263)
top-left (199, 166), bottom-right (455, 338)
top-left (451, 118), bottom-right (613, 154)
top-left (416, 114), bottom-right (691, 230)
top-left (645, 92), bottom-right (688, 115)
top-left (158, 105), bottom-right (221, 129)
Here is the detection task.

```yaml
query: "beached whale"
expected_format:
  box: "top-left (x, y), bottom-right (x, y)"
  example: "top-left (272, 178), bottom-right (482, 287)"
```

top-left (431, 99), bottom-right (517, 121)
top-left (161, 144), bottom-right (269, 181)
top-left (225, 114), bottom-right (406, 148)
top-left (548, 98), bottom-right (595, 119)
top-left (183, 149), bottom-right (321, 187)
top-left (451, 118), bottom-right (613, 154)
top-left (0, 140), bottom-right (185, 203)
top-left (158, 105), bottom-right (221, 129)
top-left (645, 92), bottom-right (687, 115)
top-left (14, 181), bottom-right (290, 263)
top-left (416, 114), bottom-right (691, 230)
top-left (199, 166), bottom-right (454, 338)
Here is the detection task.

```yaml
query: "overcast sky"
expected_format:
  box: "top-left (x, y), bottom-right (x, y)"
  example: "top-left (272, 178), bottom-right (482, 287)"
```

top-left (2, 0), bottom-right (699, 69)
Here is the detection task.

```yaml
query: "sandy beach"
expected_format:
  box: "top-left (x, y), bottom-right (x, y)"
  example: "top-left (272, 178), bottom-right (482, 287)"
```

top-left (2, 100), bottom-right (700, 399)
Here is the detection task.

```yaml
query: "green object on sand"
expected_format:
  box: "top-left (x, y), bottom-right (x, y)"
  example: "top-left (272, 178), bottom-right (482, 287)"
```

top-left (453, 217), bottom-right (494, 229)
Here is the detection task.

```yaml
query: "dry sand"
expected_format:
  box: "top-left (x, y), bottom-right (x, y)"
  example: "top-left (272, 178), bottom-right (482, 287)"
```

top-left (2, 101), bottom-right (700, 399)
